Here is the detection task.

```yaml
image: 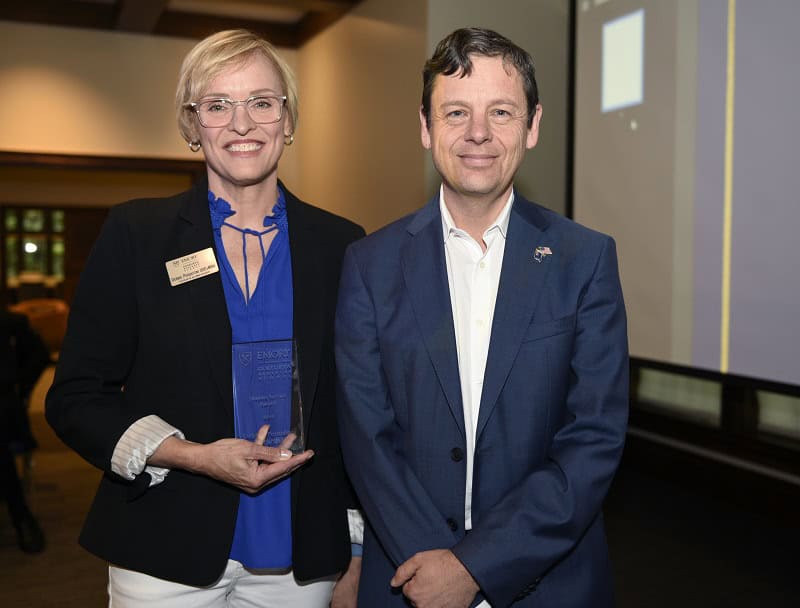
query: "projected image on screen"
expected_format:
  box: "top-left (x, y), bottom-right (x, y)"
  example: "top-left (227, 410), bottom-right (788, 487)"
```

top-left (574, 0), bottom-right (800, 387)
top-left (601, 9), bottom-right (644, 112)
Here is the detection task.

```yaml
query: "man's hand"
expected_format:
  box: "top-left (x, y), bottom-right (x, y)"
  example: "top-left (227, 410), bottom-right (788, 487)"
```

top-left (330, 556), bottom-right (361, 608)
top-left (391, 549), bottom-right (479, 608)
top-left (150, 425), bottom-right (313, 493)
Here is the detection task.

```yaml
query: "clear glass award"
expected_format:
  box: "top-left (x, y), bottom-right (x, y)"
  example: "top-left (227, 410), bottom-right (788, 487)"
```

top-left (232, 339), bottom-right (305, 454)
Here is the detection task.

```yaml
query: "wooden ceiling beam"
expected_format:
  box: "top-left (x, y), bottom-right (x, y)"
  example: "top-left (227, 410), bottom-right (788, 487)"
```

top-left (0, 151), bottom-right (205, 176)
top-left (295, 8), bottom-right (351, 46)
top-left (0, 0), bottom-right (362, 47)
top-left (156, 11), bottom-right (297, 48)
top-left (115, 0), bottom-right (170, 33)
top-left (256, 0), bottom-right (359, 11)
top-left (0, 1), bottom-right (115, 30)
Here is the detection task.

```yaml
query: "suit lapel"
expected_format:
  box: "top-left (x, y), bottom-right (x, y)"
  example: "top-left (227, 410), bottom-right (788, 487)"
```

top-left (476, 197), bottom-right (555, 440)
top-left (402, 199), bottom-right (465, 438)
top-left (285, 188), bottom-right (323, 438)
top-left (177, 179), bottom-right (234, 417)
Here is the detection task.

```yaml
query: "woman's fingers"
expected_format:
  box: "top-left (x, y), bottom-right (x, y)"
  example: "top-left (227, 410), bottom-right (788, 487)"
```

top-left (252, 427), bottom-right (297, 461)
top-left (278, 432), bottom-right (297, 450)
top-left (254, 427), bottom-right (291, 461)
top-left (244, 449), bottom-right (315, 493)
top-left (261, 446), bottom-right (293, 461)
top-left (254, 424), bottom-right (270, 446)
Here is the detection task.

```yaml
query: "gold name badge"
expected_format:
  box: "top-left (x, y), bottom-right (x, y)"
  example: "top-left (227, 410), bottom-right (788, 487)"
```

top-left (165, 247), bottom-right (219, 287)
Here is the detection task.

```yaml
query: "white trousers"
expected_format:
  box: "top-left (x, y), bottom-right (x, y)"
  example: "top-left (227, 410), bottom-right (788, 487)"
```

top-left (108, 560), bottom-right (337, 608)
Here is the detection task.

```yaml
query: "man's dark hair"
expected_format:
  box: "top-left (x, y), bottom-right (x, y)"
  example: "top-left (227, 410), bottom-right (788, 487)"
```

top-left (422, 27), bottom-right (539, 128)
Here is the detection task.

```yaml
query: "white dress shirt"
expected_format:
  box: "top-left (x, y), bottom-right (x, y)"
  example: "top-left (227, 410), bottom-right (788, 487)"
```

top-left (441, 187), bottom-right (512, 608)
top-left (440, 186), bottom-right (513, 531)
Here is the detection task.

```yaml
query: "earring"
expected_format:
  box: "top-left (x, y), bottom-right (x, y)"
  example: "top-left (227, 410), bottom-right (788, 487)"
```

top-left (189, 140), bottom-right (201, 152)
top-left (284, 133), bottom-right (294, 146)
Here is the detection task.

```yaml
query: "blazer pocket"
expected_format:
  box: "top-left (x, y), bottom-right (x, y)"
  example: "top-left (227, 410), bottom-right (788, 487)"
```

top-left (522, 313), bottom-right (576, 342)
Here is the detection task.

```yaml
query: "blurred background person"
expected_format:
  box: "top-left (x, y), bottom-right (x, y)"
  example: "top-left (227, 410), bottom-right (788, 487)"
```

top-left (1, 308), bottom-right (49, 554)
top-left (46, 29), bottom-right (364, 607)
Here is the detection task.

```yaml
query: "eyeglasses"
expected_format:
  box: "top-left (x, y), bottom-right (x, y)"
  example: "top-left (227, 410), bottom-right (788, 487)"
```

top-left (185, 95), bottom-right (287, 128)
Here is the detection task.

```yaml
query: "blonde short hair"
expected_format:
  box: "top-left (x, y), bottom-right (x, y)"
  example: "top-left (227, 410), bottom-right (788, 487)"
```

top-left (175, 30), bottom-right (298, 144)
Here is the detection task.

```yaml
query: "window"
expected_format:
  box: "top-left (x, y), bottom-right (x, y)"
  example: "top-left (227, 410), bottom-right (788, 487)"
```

top-left (1, 206), bottom-right (66, 297)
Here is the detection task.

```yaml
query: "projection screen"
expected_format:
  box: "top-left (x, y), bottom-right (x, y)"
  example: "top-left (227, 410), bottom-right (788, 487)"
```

top-left (573, 0), bottom-right (800, 387)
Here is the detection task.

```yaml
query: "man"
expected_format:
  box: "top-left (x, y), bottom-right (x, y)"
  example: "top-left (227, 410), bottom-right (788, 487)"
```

top-left (336, 27), bottom-right (628, 608)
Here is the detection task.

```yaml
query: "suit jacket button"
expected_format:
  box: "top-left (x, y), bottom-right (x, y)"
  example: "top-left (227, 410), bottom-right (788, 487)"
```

top-left (446, 518), bottom-right (458, 531)
top-left (450, 447), bottom-right (464, 462)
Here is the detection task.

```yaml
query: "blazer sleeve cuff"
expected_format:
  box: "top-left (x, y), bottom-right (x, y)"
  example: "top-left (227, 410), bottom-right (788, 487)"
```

top-left (110, 415), bottom-right (184, 488)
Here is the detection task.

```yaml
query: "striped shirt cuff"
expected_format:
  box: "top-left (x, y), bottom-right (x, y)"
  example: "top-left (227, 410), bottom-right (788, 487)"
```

top-left (110, 415), bottom-right (184, 487)
top-left (347, 508), bottom-right (364, 545)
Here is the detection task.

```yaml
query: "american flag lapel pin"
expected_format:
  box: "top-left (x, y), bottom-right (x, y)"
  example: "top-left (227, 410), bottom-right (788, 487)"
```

top-left (533, 246), bottom-right (552, 263)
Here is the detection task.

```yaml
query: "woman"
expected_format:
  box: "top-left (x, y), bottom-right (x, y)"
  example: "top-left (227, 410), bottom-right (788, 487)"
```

top-left (46, 30), bottom-right (364, 607)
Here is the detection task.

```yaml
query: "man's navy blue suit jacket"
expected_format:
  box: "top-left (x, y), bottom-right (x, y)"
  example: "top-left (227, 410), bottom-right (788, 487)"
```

top-left (336, 192), bottom-right (628, 607)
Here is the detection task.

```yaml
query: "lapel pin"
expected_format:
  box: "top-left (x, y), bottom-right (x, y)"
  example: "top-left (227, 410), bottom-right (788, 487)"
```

top-left (533, 246), bottom-right (552, 263)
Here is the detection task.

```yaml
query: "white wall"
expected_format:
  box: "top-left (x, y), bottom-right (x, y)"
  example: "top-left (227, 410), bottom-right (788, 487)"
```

top-left (0, 1), bottom-right (569, 220)
top-left (293, 0), bottom-right (427, 232)
top-left (0, 22), bottom-right (197, 159)
top-left (426, 0), bottom-right (570, 214)
top-left (0, 21), bottom-right (301, 191)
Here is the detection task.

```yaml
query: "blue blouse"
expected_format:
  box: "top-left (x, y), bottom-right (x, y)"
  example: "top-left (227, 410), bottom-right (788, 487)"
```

top-left (209, 188), bottom-right (293, 569)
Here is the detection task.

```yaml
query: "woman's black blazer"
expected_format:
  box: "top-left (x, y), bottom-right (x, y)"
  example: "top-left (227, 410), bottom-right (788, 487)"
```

top-left (46, 177), bottom-right (365, 586)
